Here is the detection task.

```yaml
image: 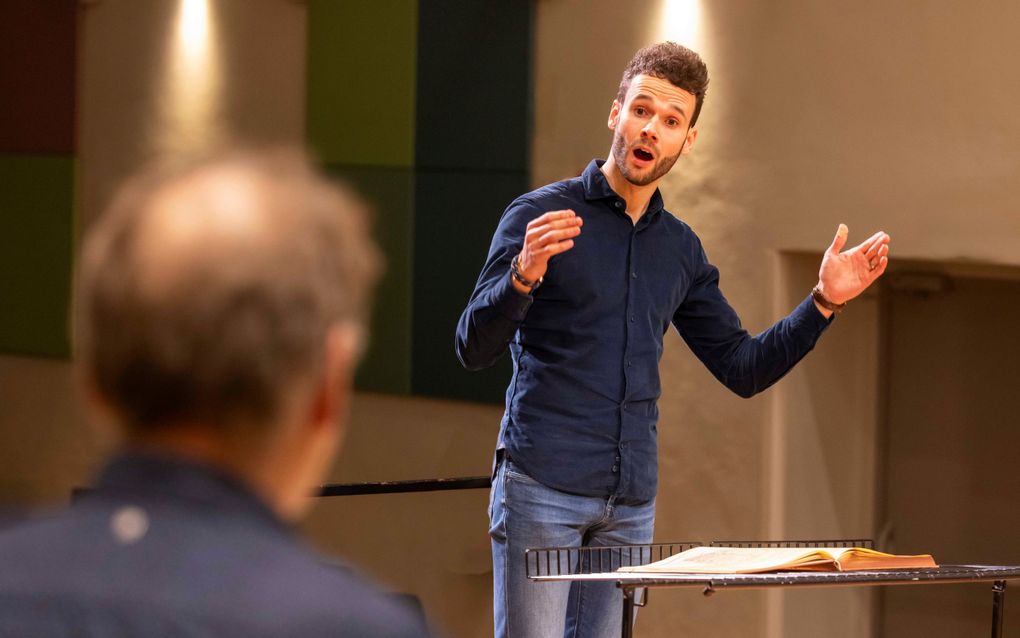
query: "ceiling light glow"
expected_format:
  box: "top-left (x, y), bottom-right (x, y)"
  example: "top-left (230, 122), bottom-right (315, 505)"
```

top-left (657, 0), bottom-right (701, 50)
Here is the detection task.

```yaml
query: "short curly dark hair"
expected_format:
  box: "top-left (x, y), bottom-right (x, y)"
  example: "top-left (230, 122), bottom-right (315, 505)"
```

top-left (616, 42), bottom-right (709, 127)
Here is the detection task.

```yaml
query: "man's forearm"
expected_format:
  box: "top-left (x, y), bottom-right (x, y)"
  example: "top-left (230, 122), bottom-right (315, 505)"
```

top-left (455, 273), bottom-right (532, 370)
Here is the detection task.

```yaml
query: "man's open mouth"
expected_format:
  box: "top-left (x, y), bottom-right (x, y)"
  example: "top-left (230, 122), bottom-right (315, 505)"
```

top-left (633, 148), bottom-right (654, 162)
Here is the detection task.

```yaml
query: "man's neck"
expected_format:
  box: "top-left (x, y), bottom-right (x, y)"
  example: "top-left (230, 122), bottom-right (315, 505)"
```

top-left (125, 426), bottom-right (288, 517)
top-left (600, 157), bottom-right (658, 224)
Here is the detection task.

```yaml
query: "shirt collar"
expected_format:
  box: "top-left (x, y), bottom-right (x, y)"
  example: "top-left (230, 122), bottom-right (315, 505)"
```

top-left (581, 159), bottom-right (666, 217)
top-left (94, 450), bottom-right (290, 533)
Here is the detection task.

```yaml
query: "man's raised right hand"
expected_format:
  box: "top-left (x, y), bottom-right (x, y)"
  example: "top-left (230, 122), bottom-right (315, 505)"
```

top-left (513, 210), bottom-right (583, 294)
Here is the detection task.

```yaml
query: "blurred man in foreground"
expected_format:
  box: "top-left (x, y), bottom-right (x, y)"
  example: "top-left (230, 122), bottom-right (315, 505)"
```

top-left (0, 150), bottom-right (430, 637)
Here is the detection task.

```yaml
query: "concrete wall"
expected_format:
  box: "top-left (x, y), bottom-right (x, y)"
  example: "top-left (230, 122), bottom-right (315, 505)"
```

top-left (77, 0), bottom-right (307, 233)
top-left (534, 1), bottom-right (1019, 636)
top-left (302, 393), bottom-right (501, 638)
top-left (0, 355), bottom-right (102, 507)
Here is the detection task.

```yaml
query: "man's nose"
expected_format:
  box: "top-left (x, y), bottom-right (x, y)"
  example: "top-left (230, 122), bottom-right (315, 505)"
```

top-left (640, 121), bottom-right (658, 142)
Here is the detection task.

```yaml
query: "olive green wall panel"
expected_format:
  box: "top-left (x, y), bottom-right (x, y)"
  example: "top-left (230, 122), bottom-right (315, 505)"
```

top-left (307, 0), bottom-right (417, 168)
top-left (325, 165), bottom-right (414, 395)
top-left (308, 0), bottom-right (533, 404)
top-left (0, 155), bottom-right (75, 357)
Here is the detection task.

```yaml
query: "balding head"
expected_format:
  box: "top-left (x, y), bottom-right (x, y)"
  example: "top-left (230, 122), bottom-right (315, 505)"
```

top-left (77, 150), bottom-right (380, 439)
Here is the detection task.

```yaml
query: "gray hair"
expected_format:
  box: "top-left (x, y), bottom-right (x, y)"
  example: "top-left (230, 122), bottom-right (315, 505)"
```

top-left (76, 149), bottom-right (381, 434)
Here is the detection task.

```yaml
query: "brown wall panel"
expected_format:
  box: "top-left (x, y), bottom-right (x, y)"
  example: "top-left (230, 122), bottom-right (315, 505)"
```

top-left (0, 0), bottom-right (77, 153)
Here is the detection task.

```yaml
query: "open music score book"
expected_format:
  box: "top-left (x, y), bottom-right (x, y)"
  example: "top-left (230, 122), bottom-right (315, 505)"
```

top-left (618, 546), bottom-right (937, 574)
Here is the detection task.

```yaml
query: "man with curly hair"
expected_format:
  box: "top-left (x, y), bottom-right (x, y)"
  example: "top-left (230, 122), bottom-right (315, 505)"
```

top-left (458, 42), bottom-right (890, 637)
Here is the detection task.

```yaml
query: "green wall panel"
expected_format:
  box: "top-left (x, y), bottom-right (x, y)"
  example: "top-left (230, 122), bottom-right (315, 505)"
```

top-left (0, 155), bottom-right (74, 357)
top-left (307, 0), bottom-right (417, 168)
top-left (307, 0), bottom-right (534, 404)
top-left (410, 0), bottom-right (533, 404)
top-left (412, 169), bottom-right (526, 403)
top-left (415, 0), bottom-right (532, 172)
top-left (325, 165), bottom-right (414, 394)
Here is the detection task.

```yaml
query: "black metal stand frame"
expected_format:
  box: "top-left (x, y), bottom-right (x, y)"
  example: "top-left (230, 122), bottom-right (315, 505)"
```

top-left (525, 540), bottom-right (1020, 638)
top-left (316, 476), bottom-right (489, 497)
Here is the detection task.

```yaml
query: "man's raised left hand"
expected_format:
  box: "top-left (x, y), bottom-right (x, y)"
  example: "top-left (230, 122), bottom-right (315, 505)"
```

top-left (815, 223), bottom-right (891, 311)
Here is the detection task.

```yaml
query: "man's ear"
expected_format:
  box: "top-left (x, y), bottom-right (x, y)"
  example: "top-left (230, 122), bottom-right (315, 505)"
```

top-left (309, 323), bottom-right (361, 432)
top-left (681, 126), bottom-right (699, 155)
top-left (608, 99), bottom-right (622, 130)
top-left (76, 367), bottom-right (123, 443)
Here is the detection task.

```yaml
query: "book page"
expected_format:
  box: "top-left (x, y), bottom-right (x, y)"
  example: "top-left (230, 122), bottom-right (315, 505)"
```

top-left (619, 546), bottom-right (837, 574)
top-left (618, 546), bottom-right (936, 574)
top-left (786, 547), bottom-right (935, 570)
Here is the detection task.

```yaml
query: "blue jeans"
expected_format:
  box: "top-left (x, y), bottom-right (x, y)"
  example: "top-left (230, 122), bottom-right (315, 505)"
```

top-left (489, 458), bottom-right (655, 638)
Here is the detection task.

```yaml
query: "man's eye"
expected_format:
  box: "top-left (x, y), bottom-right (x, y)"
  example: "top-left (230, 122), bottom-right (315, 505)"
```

top-left (634, 107), bottom-right (647, 116)
top-left (666, 119), bottom-right (679, 127)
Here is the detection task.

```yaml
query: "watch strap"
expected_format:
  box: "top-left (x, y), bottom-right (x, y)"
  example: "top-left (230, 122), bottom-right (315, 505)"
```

top-left (511, 254), bottom-right (542, 292)
top-left (811, 285), bottom-right (846, 313)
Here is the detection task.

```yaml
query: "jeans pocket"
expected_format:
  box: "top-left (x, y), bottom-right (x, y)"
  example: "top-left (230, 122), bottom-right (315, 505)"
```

top-left (488, 459), bottom-right (503, 521)
top-left (504, 460), bottom-right (542, 486)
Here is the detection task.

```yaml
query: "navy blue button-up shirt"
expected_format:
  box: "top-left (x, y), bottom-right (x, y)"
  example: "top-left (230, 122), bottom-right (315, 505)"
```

top-left (456, 160), bottom-right (831, 503)
top-left (0, 453), bottom-right (431, 636)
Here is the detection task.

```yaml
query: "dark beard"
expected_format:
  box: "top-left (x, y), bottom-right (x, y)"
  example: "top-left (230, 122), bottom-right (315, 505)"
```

top-left (611, 132), bottom-right (682, 187)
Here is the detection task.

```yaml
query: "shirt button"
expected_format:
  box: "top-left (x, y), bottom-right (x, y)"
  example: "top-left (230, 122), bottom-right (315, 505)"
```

top-left (612, 465), bottom-right (619, 473)
top-left (110, 506), bottom-right (149, 544)
top-left (629, 315), bottom-right (635, 323)
top-left (614, 201), bottom-right (622, 209)
top-left (631, 272), bottom-right (637, 279)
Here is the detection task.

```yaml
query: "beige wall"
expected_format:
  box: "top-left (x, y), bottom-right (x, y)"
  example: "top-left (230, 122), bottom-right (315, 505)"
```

top-left (0, 355), bottom-right (102, 506)
top-left (879, 270), bottom-right (1020, 637)
top-left (77, 0), bottom-right (307, 232)
top-left (302, 393), bottom-right (502, 638)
